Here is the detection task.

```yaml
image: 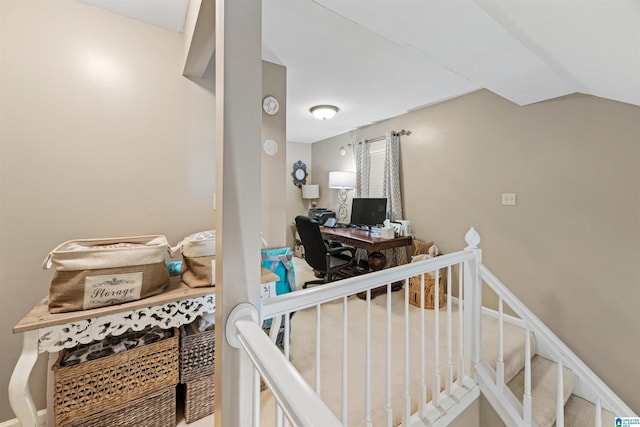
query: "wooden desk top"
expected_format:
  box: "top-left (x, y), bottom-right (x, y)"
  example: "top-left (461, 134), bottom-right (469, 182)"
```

top-left (321, 226), bottom-right (412, 252)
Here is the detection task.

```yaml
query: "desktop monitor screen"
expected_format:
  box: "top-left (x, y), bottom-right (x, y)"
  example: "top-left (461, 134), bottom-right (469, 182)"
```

top-left (350, 198), bottom-right (387, 226)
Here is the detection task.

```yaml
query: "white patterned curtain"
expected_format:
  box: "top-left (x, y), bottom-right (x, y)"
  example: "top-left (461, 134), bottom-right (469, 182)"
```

top-left (352, 139), bottom-right (369, 197)
top-left (352, 138), bottom-right (370, 264)
top-left (382, 131), bottom-right (408, 266)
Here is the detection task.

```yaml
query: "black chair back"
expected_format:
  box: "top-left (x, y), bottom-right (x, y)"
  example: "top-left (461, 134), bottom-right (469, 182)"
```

top-left (294, 216), bottom-right (327, 272)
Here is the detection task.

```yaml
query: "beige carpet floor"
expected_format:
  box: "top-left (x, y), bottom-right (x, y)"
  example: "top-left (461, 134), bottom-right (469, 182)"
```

top-left (259, 257), bottom-right (533, 427)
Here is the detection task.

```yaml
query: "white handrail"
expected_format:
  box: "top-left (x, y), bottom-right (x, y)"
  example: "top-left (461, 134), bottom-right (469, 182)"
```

top-left (261, 251), bottom-right (475, 318)
top-left (228, 304), bottom-right (343, 427)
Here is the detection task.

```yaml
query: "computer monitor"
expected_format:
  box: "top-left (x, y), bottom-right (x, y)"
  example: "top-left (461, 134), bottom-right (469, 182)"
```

top-left (350, 198), bottom-right (387, 226)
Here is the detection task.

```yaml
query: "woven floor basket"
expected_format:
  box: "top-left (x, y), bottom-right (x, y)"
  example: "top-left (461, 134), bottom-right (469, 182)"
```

top-left (184, 374), bottom-right (215, 423)
top-left (408, 271), bottom-right (445, 309)
top-left (52, 328), bottom-right (179, 426)
top-left (63, 387), bottom-right (175, 427)
top-left (179, 325), bottom-right (215, 383)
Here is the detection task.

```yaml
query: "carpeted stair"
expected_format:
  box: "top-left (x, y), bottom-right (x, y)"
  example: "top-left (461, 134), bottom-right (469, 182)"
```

top-left (554, 394), bottom-right (616, 427)
top-left (506, 354), bottom-right (614, 427)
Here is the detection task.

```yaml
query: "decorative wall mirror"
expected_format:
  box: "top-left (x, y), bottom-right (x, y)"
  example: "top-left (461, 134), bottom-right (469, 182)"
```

top-left (291, 160), bottom-right (308, 187)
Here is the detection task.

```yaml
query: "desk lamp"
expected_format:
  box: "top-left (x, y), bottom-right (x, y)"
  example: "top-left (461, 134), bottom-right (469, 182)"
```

top-left (328, 171), bottom-right (356, 222)
top-left (301, 184), bottom-right (320, 209)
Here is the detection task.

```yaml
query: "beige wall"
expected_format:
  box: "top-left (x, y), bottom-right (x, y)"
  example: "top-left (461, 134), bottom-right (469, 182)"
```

top-left (0, 1), bottom-right (216, 420)
top-left (311, 90), bottom-right (640, 413)
top-left (262, 61), bottom-right (287, 247)
top-left (285, 141), bottom-right (313, 247)
top-left (311, 141), bottom-right (357, 222)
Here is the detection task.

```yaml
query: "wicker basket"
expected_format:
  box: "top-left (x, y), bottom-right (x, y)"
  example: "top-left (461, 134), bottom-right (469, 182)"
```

top-left (408, 271), bottom-right (445, 309)
top-left (184, 374), bottom-right (215, 423)
top-left (179, 323), bottom-right (215, 383)
top-left (52, 328), bottom-right (179, 426)
top-left (63, 387), bottom-right (176, 427)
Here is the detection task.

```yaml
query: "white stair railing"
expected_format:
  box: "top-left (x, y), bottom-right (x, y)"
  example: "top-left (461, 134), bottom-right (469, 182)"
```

top-left (226, 303), bottom-right (343, 427)
top-left (226, 227), bottom-right (636, 427)
top-left (477, 263), bottom-right (638, 426)
top-left (249, 232), bottom-right (481, 426)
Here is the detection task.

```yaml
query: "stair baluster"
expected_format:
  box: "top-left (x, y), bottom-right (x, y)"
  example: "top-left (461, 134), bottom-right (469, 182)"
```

top-left (446, 265), bottom-right (454, 396)
top-left (524, 326), bottom-right (532, 425)
top-left (458, 265), bottom-right (465, 387)
top-left (434, 270), bottom-right (441, 408)
top-left (557, 358), bottom-right (565, 427)
top-left (419, 274), bottom-right (427, 419)
top-left (497, 297), bottom-right (505, 393)
top-left (365, 289), bottom-right (372, 427)
top-left (386, 282), bottom-right (393, 427)
top-left (404, 278), bottom-right (411, 426)
top-left (342, 296), bottom-right (349, 425)
top-left (315, 304), bottom-right (322, 396)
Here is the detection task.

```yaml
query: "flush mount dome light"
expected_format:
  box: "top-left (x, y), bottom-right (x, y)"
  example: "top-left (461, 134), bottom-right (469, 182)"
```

top-left (310, 105), bottom-right (339, 120)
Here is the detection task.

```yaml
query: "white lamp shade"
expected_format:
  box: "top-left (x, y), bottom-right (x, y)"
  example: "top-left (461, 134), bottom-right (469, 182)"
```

top-left (328, 171), bottom-right (356, 189)
top-left (301, 184), bottom-right (320, 199)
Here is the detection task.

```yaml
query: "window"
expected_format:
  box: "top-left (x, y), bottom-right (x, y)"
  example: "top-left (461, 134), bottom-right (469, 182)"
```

top-left (368, 140), bottom-right (385, 198)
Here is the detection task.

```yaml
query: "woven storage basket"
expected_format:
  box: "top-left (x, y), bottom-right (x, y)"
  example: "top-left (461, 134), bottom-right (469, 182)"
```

top-left (179, 324), bottom-right (215, 383)
top-left (184, 374), bottom-right (215, 423)
top-left (63, 387), bottom-right (176, 427)
top-left (52, 328), bottom-right (179, 426)
top-left (408, 271), bottom-right (445, 309)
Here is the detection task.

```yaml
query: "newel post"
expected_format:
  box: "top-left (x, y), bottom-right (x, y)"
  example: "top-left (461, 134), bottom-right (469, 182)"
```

top-left (463, 227), bottom-right (482, 378)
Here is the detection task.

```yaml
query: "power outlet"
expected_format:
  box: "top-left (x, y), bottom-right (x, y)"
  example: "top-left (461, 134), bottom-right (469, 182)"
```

top-left (502, 193), bottom-right (517, 206)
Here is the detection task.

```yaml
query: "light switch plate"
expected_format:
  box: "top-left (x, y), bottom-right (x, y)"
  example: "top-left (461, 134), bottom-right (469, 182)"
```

top-left (502, 193), bottom-right (517, 206)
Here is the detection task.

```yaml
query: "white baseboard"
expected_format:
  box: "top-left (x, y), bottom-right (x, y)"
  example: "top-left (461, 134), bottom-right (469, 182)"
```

top-left (0, 409), bottom-right (46, 427)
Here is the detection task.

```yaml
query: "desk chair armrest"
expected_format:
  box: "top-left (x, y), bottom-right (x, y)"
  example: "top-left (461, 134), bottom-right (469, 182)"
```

top-left (327, 245), bottom-right (356, 258)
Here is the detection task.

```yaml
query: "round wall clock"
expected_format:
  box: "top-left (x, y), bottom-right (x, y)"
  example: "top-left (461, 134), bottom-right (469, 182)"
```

top-left (262, 95), bottom-right (280, 115)
top-left (291, 160), bottom-right (308, 187)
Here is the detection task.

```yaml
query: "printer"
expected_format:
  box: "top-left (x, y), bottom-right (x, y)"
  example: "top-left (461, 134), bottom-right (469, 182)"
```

top-left (308, 208), bottom-right (336, 225)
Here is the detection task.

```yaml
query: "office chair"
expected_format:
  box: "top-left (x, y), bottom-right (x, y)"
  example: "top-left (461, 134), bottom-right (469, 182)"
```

top-left (295, 215), bottom-right (357, 289)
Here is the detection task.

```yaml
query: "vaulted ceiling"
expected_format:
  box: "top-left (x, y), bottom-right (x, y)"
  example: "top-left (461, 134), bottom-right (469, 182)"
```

top-left (81, 0), bottom-right (640, 143)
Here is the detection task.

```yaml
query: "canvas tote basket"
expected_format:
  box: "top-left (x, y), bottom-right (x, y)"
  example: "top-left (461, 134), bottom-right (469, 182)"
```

top-left (175, 230), bottom-right (216, 288)
top-left (44, 235), bottom-right (171, 313)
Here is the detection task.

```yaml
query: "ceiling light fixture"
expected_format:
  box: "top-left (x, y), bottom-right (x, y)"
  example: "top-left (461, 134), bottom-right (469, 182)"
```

top-left (310, 105), bottom-right (339, 120)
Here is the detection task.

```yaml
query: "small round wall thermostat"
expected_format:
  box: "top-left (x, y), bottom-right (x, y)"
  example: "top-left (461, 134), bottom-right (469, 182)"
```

top-left (262, 96), bottom-right (279, 115)
top-left (263, 139), bottom-right (278, 156)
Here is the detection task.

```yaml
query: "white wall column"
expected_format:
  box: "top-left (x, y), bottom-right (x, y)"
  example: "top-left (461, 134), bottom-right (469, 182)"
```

top-left (214, 0), bottom-right (262, 425)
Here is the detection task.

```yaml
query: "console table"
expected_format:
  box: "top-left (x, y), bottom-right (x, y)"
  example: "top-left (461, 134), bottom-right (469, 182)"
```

top-left (8, 276), bottom-right (216, 427)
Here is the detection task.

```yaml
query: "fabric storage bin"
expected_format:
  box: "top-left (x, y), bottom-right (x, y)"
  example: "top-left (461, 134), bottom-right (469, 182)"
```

top-left (260, 247), bottom-right (295, 295)
top-left (63, 387), bottom-right (176, 427)
top-left (183, 374), bottom-right (215, 423)
top-left (43, 235), bottom-right (172, 313)
top-left (179, 320), bottom-right (215, 383)
top-left (52, 327), bottom-right (179, 426)
top-left (175, 230), bottom-right (216, 288)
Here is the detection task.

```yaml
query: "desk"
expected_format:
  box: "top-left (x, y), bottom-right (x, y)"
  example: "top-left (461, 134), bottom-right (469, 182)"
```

top-left (320, 227), bottom-right (412, 298)
top-left (9, 276), bottom-right (216, 427)
top-left (320, 226), bottom-right (412, 269)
